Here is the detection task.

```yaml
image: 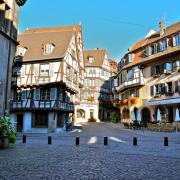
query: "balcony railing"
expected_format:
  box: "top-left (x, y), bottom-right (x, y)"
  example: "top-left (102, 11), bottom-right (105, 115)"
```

top-left (10, 100), bottom-right (74, 112)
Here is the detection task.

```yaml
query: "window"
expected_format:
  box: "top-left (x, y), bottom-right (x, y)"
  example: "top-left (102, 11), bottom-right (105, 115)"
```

top-left (130, 89), bottom-right (139, 97)
top-left (43, 44), bottom-right (55, 55)
top-left (50, 88), bottom-right (57, 100)
top-left (150, 86), bottom-right (154, 96)
top-left (15, 90), bottom-right (26, 101)
top-left (175, 81), bottom-right (179, 93)
top-left (66, 66), bottom-right (71, 79)
top-left (128, 54), bottom-right (134, 63)
top-left (173, 60), bottom-right (180, 70)
top-left (104, 59), bottom-right (108, 66)
top-left (95, 79), bottom-right (99, 87)
top-left (0, 4), bottom-right (10, 33)
top-left (40, 64), bottom-right (49, 77)
top-left (34, 89), bottom-right (40, 100)
top-left (88, 56), bottom-right (94, 63)
top-left (161, 39), bottom-right (167, 51)
top-left (173, 34), bottom-right (180, 46)
top-left (145, 46), bottom-right (153, 56)
top-left (167, 82), bottom-right (173, 92)
top-left (40, 89), bottom-right (50, 100)
top-left (152, 65), bottom-right (164, 75)
top-left (59, 91), bottom-right (63, 101)
top-left (0, 2), bottom-right (5, 30)
top-left (127, 69), bottom-right (133, 80)
top-left (73, 71), bottom-right (78, 82)
top-left (165, 62), bottom-right (173, 72)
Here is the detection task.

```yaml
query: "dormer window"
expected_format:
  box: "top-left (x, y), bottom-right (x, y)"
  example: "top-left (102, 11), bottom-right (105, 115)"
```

top-left (128, 53), bottom-right (134, 63)
top-left (43, 43), bottom-right (55, 55)
top-left (88, 56), bottom-right (94, 63)
top-left (17, 46), bottom-right (27, 56)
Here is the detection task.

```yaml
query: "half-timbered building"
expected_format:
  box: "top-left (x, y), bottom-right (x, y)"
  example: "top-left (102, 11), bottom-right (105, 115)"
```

top-left (10, 25), bottom-right (84, 133)
top-left (113, 21), bottom-right (180, 128)
top-left (76, 49), bottom-right (118, 122)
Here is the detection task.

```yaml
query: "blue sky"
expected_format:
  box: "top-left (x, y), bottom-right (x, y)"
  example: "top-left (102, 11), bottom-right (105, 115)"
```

top-left (19, 0), bottom-right (180, 60)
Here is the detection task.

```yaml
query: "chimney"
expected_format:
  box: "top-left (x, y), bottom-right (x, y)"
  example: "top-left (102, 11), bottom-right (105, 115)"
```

top-left (159, 21), bottom-right (165, 37)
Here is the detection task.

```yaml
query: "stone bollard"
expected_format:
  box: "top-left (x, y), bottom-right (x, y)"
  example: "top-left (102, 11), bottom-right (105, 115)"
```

top-left (76, 137), bottom-right (80, 146)
top-left (133, 137), bottom-right (137, 146)
top-left (23, 135), bottom-right (26, 143)
top-left (48, 136), bottom-right (52, 144)
top-left (164, 137), bottom-right (168, 146)
top-left (104, 137), bottom-right (108, 146)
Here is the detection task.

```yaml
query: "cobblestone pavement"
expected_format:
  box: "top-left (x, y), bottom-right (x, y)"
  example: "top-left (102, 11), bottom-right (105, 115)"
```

top-left (1, 122), bottom-right (180, 180)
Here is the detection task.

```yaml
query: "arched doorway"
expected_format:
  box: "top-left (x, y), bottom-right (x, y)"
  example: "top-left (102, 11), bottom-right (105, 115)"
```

top-left (141, 108), bottom-right (151, 125)
top-left (77, 109), bottom-right (85, 119)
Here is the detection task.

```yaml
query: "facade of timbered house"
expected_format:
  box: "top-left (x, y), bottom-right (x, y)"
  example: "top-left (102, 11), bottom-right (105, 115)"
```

top-left (10, 25), bottom-right (84, 133)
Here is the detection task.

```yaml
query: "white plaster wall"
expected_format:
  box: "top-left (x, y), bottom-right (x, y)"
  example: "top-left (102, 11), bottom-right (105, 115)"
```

top-left (76, 104), bottom-right (100, 123)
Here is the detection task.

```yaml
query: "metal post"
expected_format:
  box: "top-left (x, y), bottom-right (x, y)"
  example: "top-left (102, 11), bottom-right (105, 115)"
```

top-left (23, 135), bottom-right (26, 143)
top-left (133, 137), bottom-right (137, 146)
top-left (48, 136), bottom-right (52, 144)
top-left (76, 137), bottom-right (80, 145)
top-left (164, 137), bottom-right (168, 146)
top-left (104, 137), bottom-right (108, 146)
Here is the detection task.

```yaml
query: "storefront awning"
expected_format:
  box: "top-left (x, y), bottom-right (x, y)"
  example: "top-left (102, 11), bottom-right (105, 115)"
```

top-left (145, 98), bottom-right (180, 106)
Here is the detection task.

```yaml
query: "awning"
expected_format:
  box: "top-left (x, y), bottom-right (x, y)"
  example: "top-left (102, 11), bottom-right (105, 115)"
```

top-left (145, 98), bottom-right (180, 106)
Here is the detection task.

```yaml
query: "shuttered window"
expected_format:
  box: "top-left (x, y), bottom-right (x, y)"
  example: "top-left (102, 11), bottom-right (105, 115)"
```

top-left (150, 86), bottom-right (154, 96)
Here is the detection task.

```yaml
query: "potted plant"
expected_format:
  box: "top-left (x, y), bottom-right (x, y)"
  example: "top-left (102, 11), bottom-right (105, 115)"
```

top-left (0, 116), bottom-right (16, 149)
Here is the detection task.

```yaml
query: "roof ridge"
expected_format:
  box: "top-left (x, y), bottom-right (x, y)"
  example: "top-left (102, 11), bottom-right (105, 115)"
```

top-left (24, 25), bottom-right (82, 34)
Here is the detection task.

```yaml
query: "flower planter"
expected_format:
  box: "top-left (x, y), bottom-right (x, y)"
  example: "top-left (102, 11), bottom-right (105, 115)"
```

top-left (164, 70), bottom-right (172, 75)
top-left (154, 93), bottom-right (161, 98)
top-left (130, 97), bottom-right (137, 105)
top-left (0, 137), bottom-right (9, 149)
top-left (153, 74), bottom-right (160, 78)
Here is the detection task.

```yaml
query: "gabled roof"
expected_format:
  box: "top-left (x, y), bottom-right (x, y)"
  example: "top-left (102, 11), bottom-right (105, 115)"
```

top-left (18, 30), bottom-right (74, 62)
top-left (83, 49), bottom-right (107, 67)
